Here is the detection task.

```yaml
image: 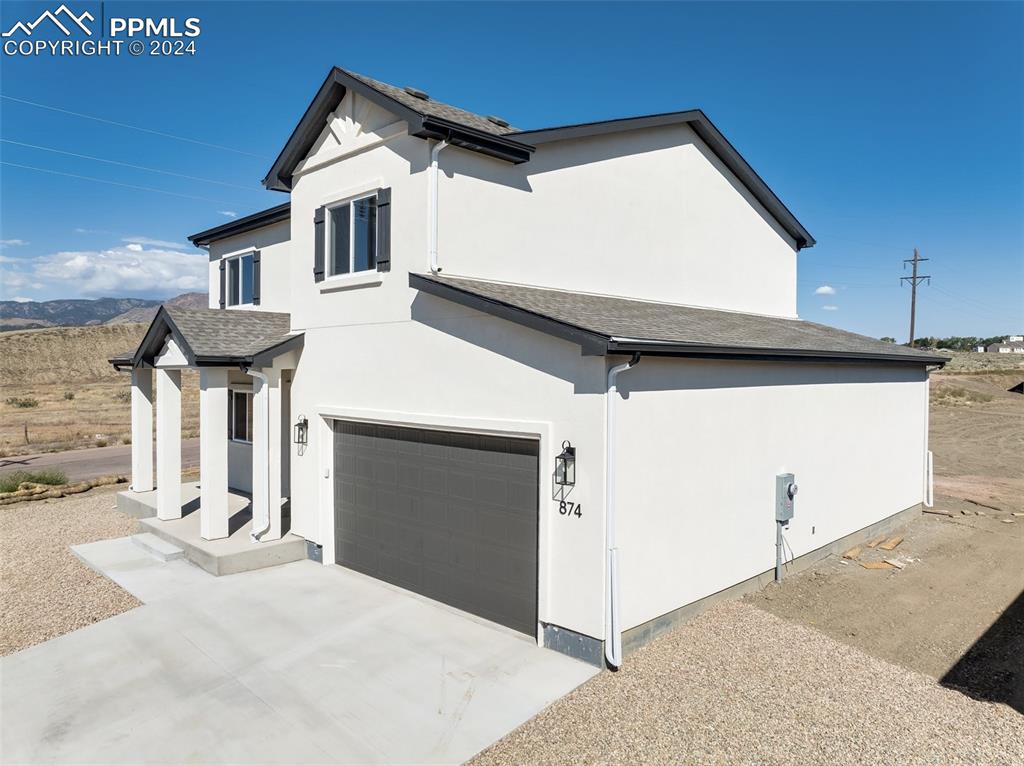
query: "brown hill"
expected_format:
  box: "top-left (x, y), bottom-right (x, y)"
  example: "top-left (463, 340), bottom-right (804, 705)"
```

top-left (106, 292), bottom-right (209, 325)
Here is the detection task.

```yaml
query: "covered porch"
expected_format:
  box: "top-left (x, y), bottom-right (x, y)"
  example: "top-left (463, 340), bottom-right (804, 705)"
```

top-left (111, 306), bottom-right (305, 574)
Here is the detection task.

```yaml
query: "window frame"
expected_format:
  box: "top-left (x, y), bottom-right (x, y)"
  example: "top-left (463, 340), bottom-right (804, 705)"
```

top-left (224, 252), bottom-right (255, 307)
top-left (325, 191), bottom-right (378, 279)
top-left (228, 388), bottom-right (254, 444)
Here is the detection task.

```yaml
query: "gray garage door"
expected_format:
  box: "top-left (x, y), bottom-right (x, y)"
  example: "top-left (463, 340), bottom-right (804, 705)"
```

top-left (333, 421), bottom-right (539, 635)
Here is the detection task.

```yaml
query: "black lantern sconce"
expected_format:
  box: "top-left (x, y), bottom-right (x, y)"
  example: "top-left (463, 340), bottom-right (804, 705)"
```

top-left (555, 440), bottom-right (576, 486)
top-left (293, 415), bottom-right (308, 445)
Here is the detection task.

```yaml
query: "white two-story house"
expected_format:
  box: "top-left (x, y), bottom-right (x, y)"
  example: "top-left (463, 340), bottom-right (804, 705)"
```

top-left (113, 67), bottom-right (945, 668)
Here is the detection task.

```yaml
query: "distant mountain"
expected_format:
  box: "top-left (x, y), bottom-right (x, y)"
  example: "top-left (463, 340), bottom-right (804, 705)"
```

top-left (106, 292), bottom-right (209, 324)
top-left (0, 293), bottom-right (208, 332)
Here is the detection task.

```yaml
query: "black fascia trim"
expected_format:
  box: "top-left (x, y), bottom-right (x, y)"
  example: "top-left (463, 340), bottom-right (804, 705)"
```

top-left (263, 68), bottom-right (535, 191)
top-left (606, 339), bottom-right (948, 366)
top-left (132, 307), bottom-right (197, 367)
top-left (188, 202), bottom-right (291, 247)
top-left (410, 273), bottom-right (608, 355)
top-left (512, 110), bottom-right (815, 250)
top-left (413, 117), bottom-right (534, 164)
top-left (251, 333), bottom-right (304, 367)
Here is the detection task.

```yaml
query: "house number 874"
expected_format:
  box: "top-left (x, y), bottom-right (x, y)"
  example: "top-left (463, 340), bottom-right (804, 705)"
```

top-left (558, 501), bottom-right (582, 518)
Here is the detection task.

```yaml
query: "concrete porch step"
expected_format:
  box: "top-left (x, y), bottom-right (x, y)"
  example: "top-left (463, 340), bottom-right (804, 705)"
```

top-left (131, 533), bottom-right (185, 562)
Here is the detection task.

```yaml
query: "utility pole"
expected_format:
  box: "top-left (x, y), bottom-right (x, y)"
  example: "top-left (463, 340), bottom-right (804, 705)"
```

top-left (901, 248), bottom-right (930, 346)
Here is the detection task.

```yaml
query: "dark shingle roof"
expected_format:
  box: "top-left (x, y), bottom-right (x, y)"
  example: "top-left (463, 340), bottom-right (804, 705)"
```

top-left (165, 307), bottom-right (293, 359)
top-left (123, 306), bottom-right (301, 368)
top-left (341, 68), bottom-right (519, 136)
top-left (411, 274), bottom-right (947, 365)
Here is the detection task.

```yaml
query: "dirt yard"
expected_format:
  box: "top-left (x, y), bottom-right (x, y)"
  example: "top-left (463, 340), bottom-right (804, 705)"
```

top-left (0, 325), bottom-right (199, 456)
top-left (0, 484), bottom-right (141, 656)
top-left (476, 357), bottom-right (1024, 763)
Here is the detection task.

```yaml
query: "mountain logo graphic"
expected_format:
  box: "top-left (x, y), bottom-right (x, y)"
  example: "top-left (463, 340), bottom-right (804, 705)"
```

top-left (2, 4), bottom-right (94, 38)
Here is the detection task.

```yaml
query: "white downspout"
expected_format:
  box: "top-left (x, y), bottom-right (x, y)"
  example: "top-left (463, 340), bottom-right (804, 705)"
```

top-left (428, 139), bottom-right (449, 274)
top-left (605, 352), bottom-right (641, 669)
top-left (924, 374), bottom-right (934, 507)
top-left (244, 367), bottom-right (272, 542)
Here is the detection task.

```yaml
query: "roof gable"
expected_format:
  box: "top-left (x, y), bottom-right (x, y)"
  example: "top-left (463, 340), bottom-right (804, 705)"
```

top-left (262, 67), bottom-right (813, 249)
top-left (263, 67), bottom-right (535, 191)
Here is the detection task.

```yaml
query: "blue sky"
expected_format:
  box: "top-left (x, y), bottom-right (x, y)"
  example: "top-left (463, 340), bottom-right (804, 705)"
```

top-left (0, 1), bottom-right (1021, 339)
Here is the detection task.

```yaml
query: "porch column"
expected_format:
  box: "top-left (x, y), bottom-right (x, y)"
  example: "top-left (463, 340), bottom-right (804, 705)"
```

top-left (130, 367), bottom-right (153, 492)
top-left (155, 368), bottom-right (182, 520)
top-left (199, 368), bottom-right (229, 540)
top-left (252, 368), bottom-right (284, 541)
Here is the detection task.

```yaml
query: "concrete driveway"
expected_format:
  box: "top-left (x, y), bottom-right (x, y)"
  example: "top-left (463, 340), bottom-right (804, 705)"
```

top-left (1, 539), bottom-right (596, 765)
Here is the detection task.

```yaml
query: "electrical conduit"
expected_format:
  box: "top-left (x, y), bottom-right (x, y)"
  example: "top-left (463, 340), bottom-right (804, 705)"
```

top-left (605, 352), bottom-right (641, 669)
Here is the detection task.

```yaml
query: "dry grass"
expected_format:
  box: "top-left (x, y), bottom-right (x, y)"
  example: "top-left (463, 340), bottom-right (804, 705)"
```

top-left (934, 350), bottom-right (1024, 374)
top-left (0, 324), bottom-right (199, 457)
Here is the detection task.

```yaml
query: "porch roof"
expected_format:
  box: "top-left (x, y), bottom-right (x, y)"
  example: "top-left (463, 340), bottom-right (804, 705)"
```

top-left (118, 306), bottom-right (302, 369)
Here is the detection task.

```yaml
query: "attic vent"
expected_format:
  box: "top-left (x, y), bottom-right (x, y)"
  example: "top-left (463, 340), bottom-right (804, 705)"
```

top-left (403, 86), bottom-right (430, 101)
top-left (486, 115), bottom-right (510, 128)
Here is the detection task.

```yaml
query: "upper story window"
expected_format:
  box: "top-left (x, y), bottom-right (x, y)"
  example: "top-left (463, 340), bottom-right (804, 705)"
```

top-left (219, 251), bottom-right (261, 309)
top-left (313, 187), bottom-right (389, 284)
top-left (328, 194), bottom-right (377, 276)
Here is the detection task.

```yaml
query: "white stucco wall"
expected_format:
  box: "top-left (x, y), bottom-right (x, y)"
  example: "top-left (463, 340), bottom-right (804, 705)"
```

top-left (287, 298), bottom-right (610, 641)
top-left (438, 123), bottom-right (799, 317)
top-left (612, 357), bottom-right (929, 631)
top-left (207, 220), bottom-right (291, 314)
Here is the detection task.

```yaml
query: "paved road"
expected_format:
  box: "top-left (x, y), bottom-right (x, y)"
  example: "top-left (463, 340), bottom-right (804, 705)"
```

top-left (0, 439), bottom-right (200, 483)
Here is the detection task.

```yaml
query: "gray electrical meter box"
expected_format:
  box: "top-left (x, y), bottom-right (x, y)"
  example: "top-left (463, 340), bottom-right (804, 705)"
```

top-left (775, 473), bottom-right (797, 522)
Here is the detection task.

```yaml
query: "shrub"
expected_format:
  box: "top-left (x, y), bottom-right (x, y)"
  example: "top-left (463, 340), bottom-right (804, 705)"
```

top-left (122, 436), bottom-right (132, 445)
top-left (5, 396), bottom-right (39, 408)
top-left (63, 391), bottom-right (75, 400)
top-left (114, 390), bottom-right (131, 403)
top-left (95, 439), bottom-right (108, 447)
top-left (0, 469), bottom-right (67, 493)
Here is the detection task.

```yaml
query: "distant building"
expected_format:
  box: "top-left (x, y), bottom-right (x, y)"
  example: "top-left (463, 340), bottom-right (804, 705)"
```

top-left (987, 339), bottom-right (1024, 354)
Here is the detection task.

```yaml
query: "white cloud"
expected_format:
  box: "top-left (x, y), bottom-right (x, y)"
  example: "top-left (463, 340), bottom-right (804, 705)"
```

top-left (0, 242), bottom-right (208, 300)
top-left (74, 228), bottom-right (110, 234)
top-left (814, 285), bottom-right (836, 295)
top-left (0, 239), bottom-right (28, 247)
top-left (822, 305), bottom-right (839, 311)
top-left (123, 236), bottom-right (189, 250)
top-left (11, 296), bottom-right (32, 303)
top-left (218, 210), bottom-right (238, 218)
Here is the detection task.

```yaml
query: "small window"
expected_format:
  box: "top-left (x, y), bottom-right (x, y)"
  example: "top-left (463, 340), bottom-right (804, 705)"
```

top-left (228, 390), bottom-right (254, 443)
top-left (328, 194), bottom-right (377, 276)
top-left (225, 253), bottom-right (254, 307)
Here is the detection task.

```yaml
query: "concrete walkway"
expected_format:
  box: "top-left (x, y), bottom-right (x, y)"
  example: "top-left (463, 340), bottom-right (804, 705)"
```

top-left (0, 439), bottom-right (201, 483)
top-left (1, 539), bottom-right (596, 765)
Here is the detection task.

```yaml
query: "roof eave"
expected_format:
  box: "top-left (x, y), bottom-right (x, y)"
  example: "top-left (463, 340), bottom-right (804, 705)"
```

top-left (607, 339), bottom-right (948, 366)
top-left (263, 68), bottom-right (534, 191)
top-left (188, 202), bottom-right (291, 247)
top-left (513, 110), bottom-right (815, 250)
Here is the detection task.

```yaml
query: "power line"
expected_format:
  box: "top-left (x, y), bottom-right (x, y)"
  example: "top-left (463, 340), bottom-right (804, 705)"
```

top-left (1, 161), bottom-right (238, 205)
top-left (0, 94), bottom-right (266, 159)
top-left (0, 139), bottom-right (260, 191)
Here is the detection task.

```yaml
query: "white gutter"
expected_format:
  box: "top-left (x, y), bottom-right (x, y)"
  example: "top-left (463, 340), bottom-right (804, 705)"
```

top-left (428, 139), bottom-right (449, 274)
top-left (604, 352), bottom-right (641, 669)
top-left (244, 367), bottom-right (272, 542)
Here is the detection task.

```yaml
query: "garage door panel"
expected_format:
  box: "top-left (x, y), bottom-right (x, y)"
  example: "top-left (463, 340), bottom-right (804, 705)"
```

top-left (333, 420), bottom-right (538, 635)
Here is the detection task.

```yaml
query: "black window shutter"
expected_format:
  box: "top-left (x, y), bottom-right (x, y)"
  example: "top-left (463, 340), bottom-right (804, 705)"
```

top-left (376, 187), bottom-right (391, 273)
top-left (252, 250), bottom-right (261, 305)
top-left (313, 206), bottom-right (326, 282)
top-left (218, 259), bottom-right (226, 308)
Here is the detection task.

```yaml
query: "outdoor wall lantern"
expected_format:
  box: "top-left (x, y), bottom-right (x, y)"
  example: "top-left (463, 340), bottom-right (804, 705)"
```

top-left (555, 440), bottom-right (576, 486)
top-left (293, 415), bottom-right (308, 445)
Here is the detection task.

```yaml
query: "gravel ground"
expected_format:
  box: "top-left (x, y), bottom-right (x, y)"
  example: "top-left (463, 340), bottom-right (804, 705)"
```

top-left (472, 602), bottom-right (1024, 766)
top-left (0, 485), bottom-right (140, 656)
